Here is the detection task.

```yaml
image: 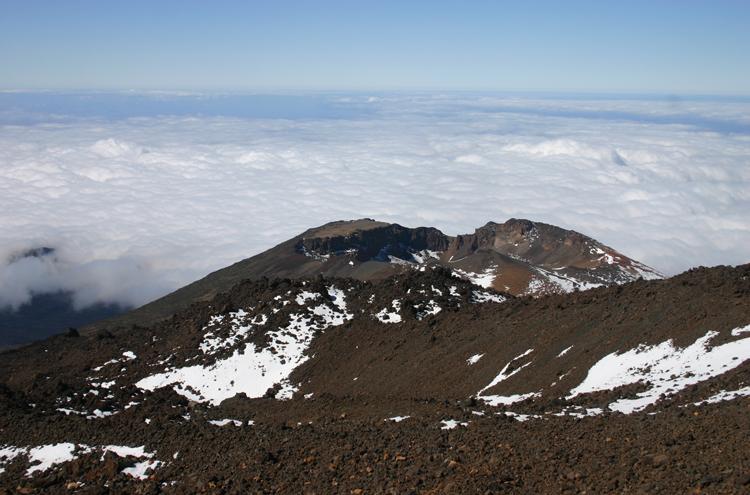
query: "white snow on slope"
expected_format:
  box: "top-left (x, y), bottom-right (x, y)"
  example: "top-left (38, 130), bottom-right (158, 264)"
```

top-left (628, 260), bottom-right (665, 281)
top-left (327, 286), bottom-right (348, 311)
top-left (387, 415), bottom-right (410, 422)
top-left (557, 345), bottom-right (574, 358)
top-left (200, 310), bottom-right (267, 355)
top-left (467, 354), bottom-right (484, 365)
top-left (531, 266), bottom-right (607, 294)
top-left (136, 288), bottom-right (352, 405)
top-left (411, 250), bottom-right (442, 263)
top-left (26, 443), bottom-right (79, 475)
top-left (471, 290), bottom-right (506, 303)
top-left (296, 291), bottom-right (318, 305)
top-left (102, 445), bottom-right (152, 459)
top-left (568, 326), bottom-right (750, 413)
top-left (107, 446), bottom-right (162, 481)
top-left (0, 443), bottom-right (159, 477)
top-left (689, 386), bottom-right (750, 406)
top-left (122, 459), bottom-right (164, 480)
top-left (415, 300), bottom-right (441, 320)
top-left (208, 419), bottom-right (243, 427)
top-left (374, 299), bottom-right (402, 323)
top-left (591, 245), bottom-right (665, 281)
top-left (0, 446), bottom-right (27, 475)
top-left (90, 351), bottom-right (137, 372)
top-left (481, 392), bottom-right (541, 406)
top-left (453, 267), bottom-right (496, 289)
top-left (477, 349), bottom-right (534, 396)
top-left (440, 419), bottom-right (468, 430)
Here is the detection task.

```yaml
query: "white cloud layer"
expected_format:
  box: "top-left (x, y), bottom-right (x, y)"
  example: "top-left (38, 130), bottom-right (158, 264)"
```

top-left (1, 93), bottom-right (748, 311)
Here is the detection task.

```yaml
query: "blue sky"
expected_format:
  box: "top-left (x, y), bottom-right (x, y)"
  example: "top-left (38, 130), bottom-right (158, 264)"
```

top-left (1, 0), bottom-right (748, 93)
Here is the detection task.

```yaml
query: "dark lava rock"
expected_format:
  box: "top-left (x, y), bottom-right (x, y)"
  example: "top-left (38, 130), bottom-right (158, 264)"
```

top-left (64, 327), bottom-right (79, 338)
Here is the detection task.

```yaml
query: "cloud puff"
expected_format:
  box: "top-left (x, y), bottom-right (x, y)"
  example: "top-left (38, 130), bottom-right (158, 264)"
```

top-left (0, 93), bottom-right (748, 311)
top-left (0, 250), bottom-right (179, 311)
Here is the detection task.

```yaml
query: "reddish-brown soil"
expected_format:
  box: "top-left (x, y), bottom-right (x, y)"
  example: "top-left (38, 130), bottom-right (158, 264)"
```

top-left (0, 264), bottom-right (749, 494)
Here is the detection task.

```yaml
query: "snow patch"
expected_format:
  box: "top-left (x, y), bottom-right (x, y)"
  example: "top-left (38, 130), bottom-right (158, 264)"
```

top-left (689, 386), bottom-right (750, 406)
top-left (200, 310), bottom-right (268, 355)
top-left (136, 287), bottom-right (353, 405)
top-left (388, 416), bottom-right (410, 422)
top-left (453, 267), bottom-right (496, 289)
top-left (440, 419), bottom-right (469, 430)
top-left (411, 250), bottom-right (442, 263)
top-left (0, 446), bottom-right (27, 475)
top-left (477, 349), bottom-right (534, 396)
top-left (471, 290), bottom-right (506, 303)
top-left (87, 409), bottom-right (116, 419)
top-left (568, 328), bottom-right (750, 413)
top-left (467, 354), bottom-right (484, 365)
top-left (26, 443), bottom-right (78, 475)
top-left (296, 291), bottom-right (318, 305)
top-left (481, 392), bottom-right (541, 406)
top-left (208, 419), bottom-right (243, 427)
top-left (374, 299), bottom-right (402, 323)
top-left (122, 459), bottom-right (164, 480)
top-left (415, 300), bottom-right (441, 320)
top-left (556, 345), bottom-right (574, 358)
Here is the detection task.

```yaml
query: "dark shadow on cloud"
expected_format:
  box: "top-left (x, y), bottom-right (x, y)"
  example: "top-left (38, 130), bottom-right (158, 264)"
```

top-left (611, 150), bottom-right (628, 167)
top-left (475, 105), bottom-right (750, 135)
top-left (0, 291), bottom-right (129, 350)
top-left (431, 92), bottom-right (750, 135)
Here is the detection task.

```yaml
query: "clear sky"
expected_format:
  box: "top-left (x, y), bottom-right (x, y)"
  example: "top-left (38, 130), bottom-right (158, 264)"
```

top-left (1, 0), bottom-right (748, 94)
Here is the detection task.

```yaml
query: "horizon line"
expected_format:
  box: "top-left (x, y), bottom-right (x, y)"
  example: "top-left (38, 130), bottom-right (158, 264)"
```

top-left (2, 88), bottom-right (750, 100)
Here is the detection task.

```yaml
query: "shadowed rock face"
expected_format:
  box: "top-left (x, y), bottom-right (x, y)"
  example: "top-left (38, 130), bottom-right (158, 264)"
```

top-left (296, 223), bottom-right (450, 263)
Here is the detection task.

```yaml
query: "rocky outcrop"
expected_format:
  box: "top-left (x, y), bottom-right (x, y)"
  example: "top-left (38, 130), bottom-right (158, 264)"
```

top-left (296, 223), bottom-right (450, 263)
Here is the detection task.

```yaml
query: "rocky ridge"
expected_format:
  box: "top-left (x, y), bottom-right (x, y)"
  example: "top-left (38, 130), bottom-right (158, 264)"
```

top-left (82, 218), bottom-right (662, 335)
top-left (294, 218), bottom-right (661, 295)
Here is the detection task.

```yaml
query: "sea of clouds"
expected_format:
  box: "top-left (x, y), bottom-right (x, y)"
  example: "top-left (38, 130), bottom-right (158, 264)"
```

top-left (1, 92), bottom-right (748, 311)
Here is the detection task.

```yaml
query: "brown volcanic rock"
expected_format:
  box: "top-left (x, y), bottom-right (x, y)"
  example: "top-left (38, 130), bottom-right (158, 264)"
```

top-left (0, 266), bottom-right (750, 494)
top-left (445, 219), bottom-right (661, 294)
top-left (3, 397), bottom-right (750, 494)
top-left (0, 264), bottom-right (749, 493)
top-left (4, 265), bottom-right (746, 403)
top-left (489, 219), bottom-right (601, 267)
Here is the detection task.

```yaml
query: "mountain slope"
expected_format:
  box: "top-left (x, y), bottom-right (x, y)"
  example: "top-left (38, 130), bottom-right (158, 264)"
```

top-left (0, 264), bottom-right (748, 493)
top-left (82, 218), bottom-right (661, 334)
top-left (7, 264), bottom-right (744, 409)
